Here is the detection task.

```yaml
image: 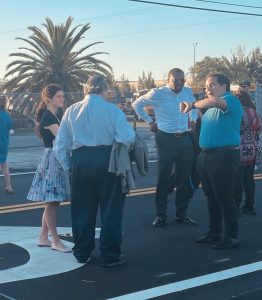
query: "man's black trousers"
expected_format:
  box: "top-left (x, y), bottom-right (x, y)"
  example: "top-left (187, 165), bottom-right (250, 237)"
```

top-left (198, 148), bottom-right (240, 239)
top-left (155, 130), bottom-right (194, 219)
top-left (71, 146), bottom-right (125, 262)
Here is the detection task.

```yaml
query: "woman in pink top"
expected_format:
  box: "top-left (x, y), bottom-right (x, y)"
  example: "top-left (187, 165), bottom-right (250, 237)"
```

top-left (234, 90), bottom-right (262, 215)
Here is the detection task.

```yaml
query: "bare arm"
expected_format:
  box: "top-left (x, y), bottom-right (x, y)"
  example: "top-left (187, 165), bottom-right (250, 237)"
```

top-left (180, 96), bottom-right (227, 113)
top-left (45, 124), bottom-right (59, 137)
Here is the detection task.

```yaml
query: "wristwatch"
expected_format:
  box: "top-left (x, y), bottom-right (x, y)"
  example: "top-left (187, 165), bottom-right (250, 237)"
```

top-left (191, 101), bottom-right (196, 109)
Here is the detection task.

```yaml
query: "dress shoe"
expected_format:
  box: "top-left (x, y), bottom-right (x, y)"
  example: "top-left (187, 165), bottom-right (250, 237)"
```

top-left (196, 232), bottom-right (222, 244)
top-left (76, 257), bottom-right (91, 264)
top-left (51, 243), bottom-right (72, 253)
top-left (175, 216), bottom-right (197, 226)
top-left (102, 256), bottom-right (127, 267)
top-left (212, 238), bottom-right (240, 250)
top-left (37, 239), bottom-right (52, 247)
top-left (152, 217), bottom-right (166, 227)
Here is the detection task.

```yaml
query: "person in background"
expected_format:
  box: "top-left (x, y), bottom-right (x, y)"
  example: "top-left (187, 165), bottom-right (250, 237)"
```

top-left (233, 90), bottom-right (262, 215)
top-left (180, 74), bottom-right (242, 250)
top-left (239, 80), bottom-right (251, 94)
top-left (132, 68), bottom-right (198, 227)
top-left (27, 84), bottom-right (71, 253)
top-left (0, 96), bottom-right (14, 194)
top-left (54, 76), bottom-right (135, 266)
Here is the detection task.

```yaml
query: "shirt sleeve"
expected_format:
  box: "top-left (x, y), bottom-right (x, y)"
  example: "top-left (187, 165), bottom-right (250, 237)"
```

top-left (222, 94), bottom-right (235, 114)
top-left (132, 89), bottom-right (158, 124)
top-left (42, 111), bottom-right (59, 127)
top-left (115, 109), bottom-right (135, 149)
top-left (53, 108), bottom-right (73, 171)
top-left (186, 89), bottom-right (198, 122)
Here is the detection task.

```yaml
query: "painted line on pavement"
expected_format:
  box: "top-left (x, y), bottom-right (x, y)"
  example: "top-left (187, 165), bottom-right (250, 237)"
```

top-left (107, 261), bottom-right (262, 300)
top-left (0, 293), bottom-right (17, 300)
top-left (0, 187), bottom-right (156, 214)
top-left (3, 160), bottom-right (158, 177)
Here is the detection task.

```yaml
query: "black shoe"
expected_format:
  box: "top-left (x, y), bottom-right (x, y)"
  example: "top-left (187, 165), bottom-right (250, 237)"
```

top-left (175, 216), bottom-right (198, 226)
top-left (75, 256), bottom-right (91, 264)
top-left (212, 238), bottom-right (240, 250)
top-left (196, 232), bottom-right (222, 244)
top-left (152, 217), bottom-right (166, 227)
top-left (102, 257), bottom-right (127, 267)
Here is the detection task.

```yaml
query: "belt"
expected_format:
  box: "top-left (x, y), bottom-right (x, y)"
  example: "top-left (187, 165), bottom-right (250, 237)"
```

top-left (159, 130), bottom-right (189, 138)
top-left (75, 145), bottom-right (112, 151)
top-left (202, 146), bottom-right (239, 153)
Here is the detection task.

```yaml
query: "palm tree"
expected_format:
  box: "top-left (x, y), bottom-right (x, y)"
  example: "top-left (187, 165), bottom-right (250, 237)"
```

top-left (3, 17), bottom-right (112, 106)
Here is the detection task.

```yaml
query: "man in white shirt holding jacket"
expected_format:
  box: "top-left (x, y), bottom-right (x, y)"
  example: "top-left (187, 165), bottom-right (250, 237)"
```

top-left (54, 76), bottom-right (135, 267)
top-left (132, 68), bottom-right (197, 227)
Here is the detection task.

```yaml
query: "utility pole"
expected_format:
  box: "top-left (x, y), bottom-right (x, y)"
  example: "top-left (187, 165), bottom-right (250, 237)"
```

top-left (192, 42), bottom-right (198, 87)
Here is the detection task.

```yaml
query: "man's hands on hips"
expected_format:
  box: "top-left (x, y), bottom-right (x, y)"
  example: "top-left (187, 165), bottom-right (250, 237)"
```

top-left (149, 121), bottom-right (158, 133)
top-left (189, 121), bottom-right (196, 132)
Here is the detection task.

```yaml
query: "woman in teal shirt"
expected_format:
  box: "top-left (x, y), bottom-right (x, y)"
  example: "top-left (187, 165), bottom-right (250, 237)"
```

top-left (0, 96), bottom-right (14, 193)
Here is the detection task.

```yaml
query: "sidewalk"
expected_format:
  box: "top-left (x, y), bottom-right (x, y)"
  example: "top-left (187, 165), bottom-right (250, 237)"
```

top-left (7, 126), bottom-right (157, 172)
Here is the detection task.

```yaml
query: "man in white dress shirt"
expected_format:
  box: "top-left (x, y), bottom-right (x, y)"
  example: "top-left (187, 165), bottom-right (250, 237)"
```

top-left (54, 76), bottom-right (135, 266)
top-left (132, 68), bottom-right (197, 227)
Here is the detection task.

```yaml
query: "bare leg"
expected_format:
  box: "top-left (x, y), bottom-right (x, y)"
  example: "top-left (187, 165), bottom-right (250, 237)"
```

top-left (38, 209), bottom-right (50, 244)
top-left (1, 163), bottom-right (13, 192)
top-left (43, 202), bottom-right (71, 251)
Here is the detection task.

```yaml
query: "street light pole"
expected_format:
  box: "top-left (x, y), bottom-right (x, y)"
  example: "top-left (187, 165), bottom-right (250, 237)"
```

top-left (192, 42), bottom-right (198, 87)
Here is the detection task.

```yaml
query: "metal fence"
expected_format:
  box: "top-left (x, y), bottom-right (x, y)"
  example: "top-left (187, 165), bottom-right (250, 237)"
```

top-left (2, 92), bottom-right (136, 129)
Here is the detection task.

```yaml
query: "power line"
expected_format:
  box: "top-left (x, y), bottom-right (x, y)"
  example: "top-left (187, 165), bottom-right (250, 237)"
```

top-left (0, 7), bottom-right (163, 36)
top-left (192, 0), bottom-right (262, 10)
top-left (129, 0), bottom-right (262, 16)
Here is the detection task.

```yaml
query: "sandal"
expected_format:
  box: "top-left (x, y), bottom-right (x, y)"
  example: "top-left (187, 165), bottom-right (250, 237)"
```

top-left (4, 188), bottom-right (15, 194)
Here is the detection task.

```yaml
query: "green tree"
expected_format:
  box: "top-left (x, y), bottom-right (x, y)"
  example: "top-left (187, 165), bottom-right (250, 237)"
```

top-left (189, 56), bottom-right (231, 88)
top-left (222, 45), bottom-right (249, 84)
top-left (247, 47), bottom-right (262, 83)
top-left (3, 17), bottom-right (112, 107)
top-left (119, 74), bottom-right (131, 94)
top-left (137, 71), bottom-right (155, 90)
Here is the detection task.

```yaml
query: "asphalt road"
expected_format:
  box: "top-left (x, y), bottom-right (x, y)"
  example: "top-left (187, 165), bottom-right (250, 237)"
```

top-left (1, 163), bottom-right (262, 300)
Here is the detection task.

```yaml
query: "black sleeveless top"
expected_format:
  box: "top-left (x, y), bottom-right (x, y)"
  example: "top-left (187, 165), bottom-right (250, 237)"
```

top-left (40, 110), bottom-right (61, 148)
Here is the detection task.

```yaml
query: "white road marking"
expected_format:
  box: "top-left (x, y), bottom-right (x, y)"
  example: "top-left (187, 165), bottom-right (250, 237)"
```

top-left (0, 226), bottom-right (85, 284)
top-left (5, 161), bottom-right (158, 176)
top-left (0, 292), bottom-right (17, 300)
top-left (107, 261), bottom-right (262, 300)
top-left (155, 272), bottom-right (176, 278)
top-left (214, 258), bottom-right (231, 263)
top-left (0, 172), bottom-right (35, 177)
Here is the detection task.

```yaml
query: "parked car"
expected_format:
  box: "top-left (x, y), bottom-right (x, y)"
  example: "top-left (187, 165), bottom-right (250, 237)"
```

top-left (9, 111), bottom-right (35, 129)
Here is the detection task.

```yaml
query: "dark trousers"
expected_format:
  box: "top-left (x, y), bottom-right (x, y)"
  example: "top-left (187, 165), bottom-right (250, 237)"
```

top-left (234, 164), bottom-right (256, 210)
top-left (71, 146), bottom-right (125, 261)
top-left (155, 130), bottom-right (194, 218)
top-left (198, 149), bottom-right (240, 239)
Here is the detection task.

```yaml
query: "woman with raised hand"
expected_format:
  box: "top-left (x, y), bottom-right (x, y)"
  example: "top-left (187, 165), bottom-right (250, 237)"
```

top-left (27, 84), bottom-right (71, 253)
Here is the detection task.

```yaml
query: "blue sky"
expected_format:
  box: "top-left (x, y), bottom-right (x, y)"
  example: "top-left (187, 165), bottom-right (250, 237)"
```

top-left (0, 0), bottom-right (261, 81)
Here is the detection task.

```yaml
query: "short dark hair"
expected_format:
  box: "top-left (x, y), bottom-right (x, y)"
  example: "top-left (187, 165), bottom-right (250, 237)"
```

top-left (84, 75), bottom-right (109, 95)
top-left (0, 95), bottom-right (7, 109)
top-left (168, 68), bottom-right (184, 80)
top-left (208, 74), bottom-right (230, 92)
top-left (233, 90), bottom-right (256, 109)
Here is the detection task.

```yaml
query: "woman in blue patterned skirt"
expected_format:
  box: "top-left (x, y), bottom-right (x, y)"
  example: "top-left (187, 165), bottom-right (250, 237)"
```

top-left (27, 84), bottom-right (71, 253)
